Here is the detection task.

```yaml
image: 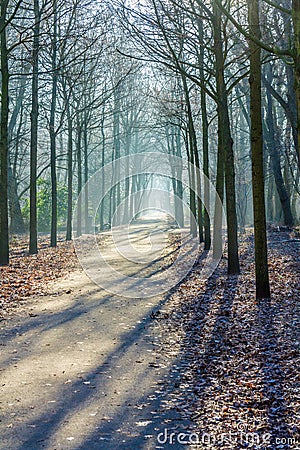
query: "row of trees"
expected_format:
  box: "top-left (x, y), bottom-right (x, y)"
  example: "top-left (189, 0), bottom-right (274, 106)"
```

top-left (0, 0), bottom-right (299, 299)
top-left (114, 0), bottom-right (299, 298)
top-left (0, 0), bottom-right (139, 258)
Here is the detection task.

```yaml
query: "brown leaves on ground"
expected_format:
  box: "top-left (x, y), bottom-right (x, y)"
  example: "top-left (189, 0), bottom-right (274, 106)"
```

top-left (0, 235), bottom-right (78, 318)
top-left (150, 229), bottom-right (300, 448)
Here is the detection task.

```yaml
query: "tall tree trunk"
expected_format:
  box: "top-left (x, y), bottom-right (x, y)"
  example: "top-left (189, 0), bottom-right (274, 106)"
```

top-left (66, 106), bottom-right (73, 241)
top-left (292, 0), bottom-right (300, 168)
top-left (175, 126), bottom-right (184, 228)
top-left (181, 74), bottom-right (200, 238)
top-left (0, 0), bottom-right (9, 265)
top-left (83, 110), bottom-right (89, 232)
top-left (213, 2), bottom-right (240, 274)
top-left (286, 65), bottom-right (299, 156)
top-left (185, 128), bottom-right (197, 237)
top-left (8, 73), bottom-right (26, 234)
top-left (201, 89), bottom-right (211, 250)
top-left (50, 0), bottom-right (57, 247)
top-left (172, 124), bottom-right (184, 228)
top-left (99, 108), bottom-right (105, 230)
top-left (29, 0), bottom-right (40, 254)
top-left (267, 157), bottom-right (275, 223)
top-left (248, 0), bottom-right (270, 299)
top-left (197, 15), bottom-right (211, 249)
top-left (112, 88), bottom-right (121, 222)
top-left (76, 117), bottom-right (82, 237)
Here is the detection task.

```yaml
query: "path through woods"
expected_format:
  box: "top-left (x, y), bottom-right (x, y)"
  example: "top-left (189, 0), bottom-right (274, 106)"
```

top-left (0, 220), bottom-right (299, 449)
top-left (0, 217), bottom-right (192, 450)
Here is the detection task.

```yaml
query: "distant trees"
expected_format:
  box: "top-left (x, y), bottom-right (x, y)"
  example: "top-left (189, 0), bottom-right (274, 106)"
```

top-left (114, 0), bottom-right (300, 297)
top-left (118, 0), bottom-right (244, 273)
top-left (1, 0), bottom-right (133, 257)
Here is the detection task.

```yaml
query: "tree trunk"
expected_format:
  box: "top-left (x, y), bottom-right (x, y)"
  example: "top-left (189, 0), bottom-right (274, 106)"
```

top-left (29, 0), bottom-right (40, 254)
top-left (83, 111), bottom-right (89, 233)
top-left (267, 158), bottom-right (275, 223)
top-left (291, 170), bottom-right (300, 220)
top-left (66, 107), bottom-right (73, 241)
top-left (8, 164), bottom-right (26, 234)
top-left (0, 0), bottom-right (9, 265)
top-left (76, 118), bottom-right (82, 237)
top-left (99, 107), bottom-right (105, 230)
top-left (8, 73), bottom-right (26, 234)
top-left (181, 74), bottom-right (199, 238)
top-left (197, 15), bottom-right (211, 249)
top-left (185, 128), bottom-right (197, 237)
top-left (248, 0), bottom-right (270, 299)
top-left (175, 125), bottom-right (184, 227)
top-left (50, 0), bottom-right (58, 247)
top-left (292, 0), bottom-right (300, 168)
top-left (213, 3), bottom-right (240, 274)
top-left (265, 70), bottom-right (294, 226)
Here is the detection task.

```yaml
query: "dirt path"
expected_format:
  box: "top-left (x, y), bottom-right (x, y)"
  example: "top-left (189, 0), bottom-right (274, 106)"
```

top-left (0, 218), bottom-right (193, 450)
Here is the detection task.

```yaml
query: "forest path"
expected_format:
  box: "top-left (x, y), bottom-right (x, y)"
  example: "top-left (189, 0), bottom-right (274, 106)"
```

top-left (0, 216), bottom-right (192, 450)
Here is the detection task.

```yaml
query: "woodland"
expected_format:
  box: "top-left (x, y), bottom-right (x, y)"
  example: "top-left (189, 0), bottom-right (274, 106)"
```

top-left (0, 0), bottom-right (299, 449)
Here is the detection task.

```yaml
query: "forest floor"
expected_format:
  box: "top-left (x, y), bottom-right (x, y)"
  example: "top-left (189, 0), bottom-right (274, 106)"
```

top-left (0, 224), bottom-right (299, 449)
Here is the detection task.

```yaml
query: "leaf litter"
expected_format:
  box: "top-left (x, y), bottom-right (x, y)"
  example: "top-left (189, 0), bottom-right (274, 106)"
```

top-left (0, 234), bottom-right (78, 319)
top-left (149, 229), bottom-right (300, 449)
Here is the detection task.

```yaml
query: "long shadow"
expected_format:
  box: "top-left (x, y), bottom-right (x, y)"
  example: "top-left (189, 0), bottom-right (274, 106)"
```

top-left (0, 232), bottom-right (189, 350)
top-left (0, 289), bottom-right (112, 348)
top-left (1, 251), bottom-right (210, 450)
top-left (99, 268), bottom-right (240, 447)
top-left (68, 253), bottom-right (218, 450)
top-left (70, 255), bottom-right (213, 450)
top-left (256, 230), bottom-right (299, 448)
top-left (73, 263), bottom-right (294, 450)
top-left (1, 225), bottom-right (210, 449)
top-left (71, 233), bottom-right (298, 449)
top-left (125, 238), bottom-right (198, 282)
top-left (135, 232), bottom-right (299, 449)
top-left (173, 273), bottom-right (239, 433)
top-left (0, 249), bottom-right (200, 449)
top-left (256, 298), bottom-right (295, 449)
top-left (0, 229), bottom-right (192, 372)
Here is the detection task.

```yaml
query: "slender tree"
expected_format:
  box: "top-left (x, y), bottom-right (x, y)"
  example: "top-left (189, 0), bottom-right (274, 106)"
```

top-left (50, 0), bottom-right (58, 247)
top-left (248, 0), bottom-right (271, 299)
top-left (0, 0), bottom-right (9, 265)
top-left (292, 0), bottom-right (300, 167)
top-left (29, 0), bottom-right (41, 254)
top-left (264, 66), bottom-right (294, 226)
